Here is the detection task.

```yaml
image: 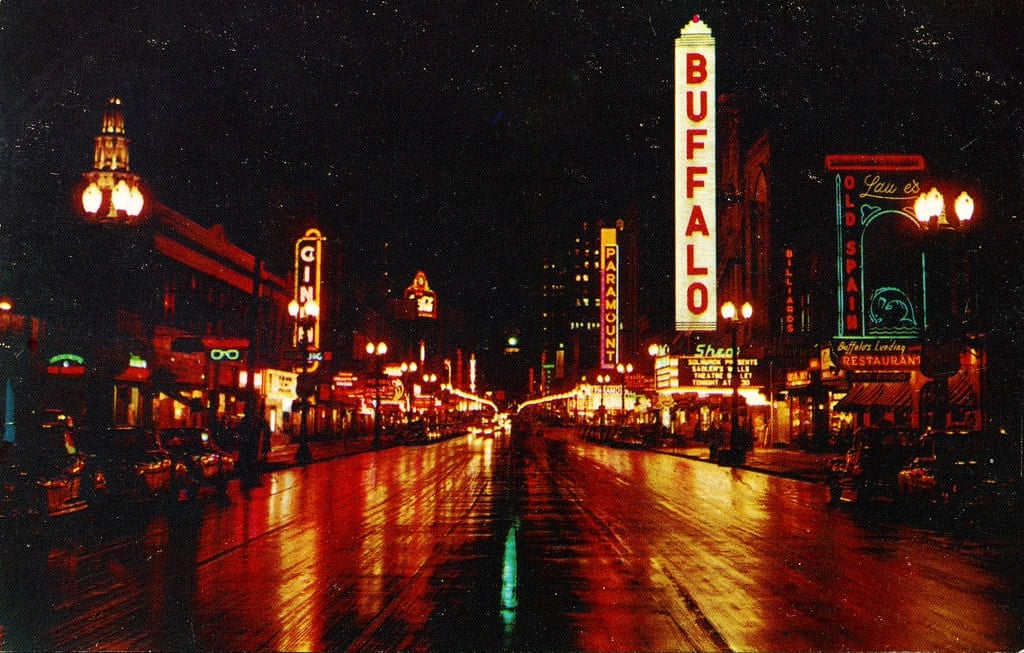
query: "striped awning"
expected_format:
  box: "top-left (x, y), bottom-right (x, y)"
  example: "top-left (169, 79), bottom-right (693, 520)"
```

top-left (834, 382), bottom-right (913, 411)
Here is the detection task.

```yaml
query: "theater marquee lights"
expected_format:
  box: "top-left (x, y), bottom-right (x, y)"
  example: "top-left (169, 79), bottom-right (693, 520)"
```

top-left (600, 227), bottom-right (619, 369)
top-left (674, 15), bottom-right (717, 331)
top-left (293, 228), bottom-right (325, 351)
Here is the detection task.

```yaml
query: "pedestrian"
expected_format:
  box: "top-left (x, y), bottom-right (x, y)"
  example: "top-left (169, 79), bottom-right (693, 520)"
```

top-left (709, 421), bottom-right (722, 461)
top-left (260, 417), bottom-right (272, 460)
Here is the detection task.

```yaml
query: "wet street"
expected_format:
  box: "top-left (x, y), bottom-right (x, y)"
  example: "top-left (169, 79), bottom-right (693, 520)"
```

top-left (2, 428), bottom-right (1022, 652)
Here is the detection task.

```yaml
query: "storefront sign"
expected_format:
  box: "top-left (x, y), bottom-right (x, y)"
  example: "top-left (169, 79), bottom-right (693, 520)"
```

top-left (208, 348), bottom-right (241, 361)
top-left (674, 15), bottom-right (717, 331)
top-left (47, 353), bottom-right (86, 377)
top-left (833, 338), bottom-right (921, 370)
top-left (600, 227), bottom-right (619, 368)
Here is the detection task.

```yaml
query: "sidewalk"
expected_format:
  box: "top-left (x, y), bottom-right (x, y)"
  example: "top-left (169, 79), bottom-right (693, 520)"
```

top-left (255, 431), bottom-right (837, 485)
top-left (258, 432), bottom-right (400, 471)
top-left (655, 444), bottom-right (835, 484)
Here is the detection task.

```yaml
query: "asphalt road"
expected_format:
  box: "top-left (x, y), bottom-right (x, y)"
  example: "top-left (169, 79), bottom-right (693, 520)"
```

top-left (1, 427), bottom-right (1021, 651)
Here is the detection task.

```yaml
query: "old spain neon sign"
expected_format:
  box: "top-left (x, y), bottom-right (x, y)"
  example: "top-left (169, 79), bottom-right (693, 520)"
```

top-left (674, 15), bottom-right (717, 331)
top-left (827, 154), bottom-right (924, 339)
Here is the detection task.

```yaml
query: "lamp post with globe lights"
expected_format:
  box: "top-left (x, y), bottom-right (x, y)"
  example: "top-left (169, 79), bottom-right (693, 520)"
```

top-left (78, 98), bottom-right (147, 224)
top-left (596, 373), bottom-right (611, 427)
top-left (721, 300), bottom-right (753, 463)
top-left (289, 298), bottom-right (319, 464)
top-left (366, 341), bottom-right (389, 449)
top-left (616, 362), bottom-right (633, 423)
top-left (913, 186), bottom-right (975, 430)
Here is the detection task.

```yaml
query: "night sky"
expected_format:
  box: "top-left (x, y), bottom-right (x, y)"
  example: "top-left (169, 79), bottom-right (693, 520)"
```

top-left (2, 1), bottom-right (1022, 346)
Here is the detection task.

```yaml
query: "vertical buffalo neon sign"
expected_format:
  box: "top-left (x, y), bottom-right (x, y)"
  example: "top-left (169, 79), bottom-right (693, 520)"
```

top-left (600, 227), bottom-right (619, 369)
top-left (674, 15), bottom-right (717, 331)
top-left (293, 228), bottom-right (324, 350)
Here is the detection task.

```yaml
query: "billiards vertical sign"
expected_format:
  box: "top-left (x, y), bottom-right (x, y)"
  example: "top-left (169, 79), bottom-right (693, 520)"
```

top-left (600, 227), bottom-right (619, 369)
top-left (674, 15), bottom-right (717, 331)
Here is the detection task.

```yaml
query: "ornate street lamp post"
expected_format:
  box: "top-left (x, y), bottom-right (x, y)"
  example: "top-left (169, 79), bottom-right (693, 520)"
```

top-left (366, 341), bottom-right (388, 449)
top-left (79, 98), bottom-right (147, 224)
top-left (615, 362), bottom-right (633, 423)
top-left (913, 187), bottom-right (974, 430)
top-left (400, 361), bottom-right (418, 426)
top-left (596, 373), bottom-right (611, 427)
top-left (289, 298), bottom-right (319, 464)
top-left (721, 300), bottom-right (753, 463)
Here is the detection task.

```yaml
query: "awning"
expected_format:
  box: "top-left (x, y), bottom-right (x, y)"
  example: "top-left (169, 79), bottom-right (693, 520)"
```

top-left (834, 382), bottom-right (913, 411)
top-left (921, 375), bottom-right (977, 409)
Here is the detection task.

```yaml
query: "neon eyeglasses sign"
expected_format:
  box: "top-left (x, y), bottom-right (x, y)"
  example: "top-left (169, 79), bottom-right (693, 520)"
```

top-left (208, 349), bottom-right (241, 361)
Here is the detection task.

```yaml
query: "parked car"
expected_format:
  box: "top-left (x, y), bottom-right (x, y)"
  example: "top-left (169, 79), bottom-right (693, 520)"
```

top-left (0, 412), bottom-right (88, 521)
top-left (74, 427), bottom-right (174, 505)
top-left (896, 428), bottom-right (1019, 516)
top-left (159, 427), bottom-right (235, 500)
top-left (827, 426), bottom-right (920, 503)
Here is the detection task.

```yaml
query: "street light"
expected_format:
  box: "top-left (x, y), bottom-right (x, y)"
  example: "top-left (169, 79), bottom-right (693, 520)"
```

top-left (79, 98), bottom-right (147, 224)
top-left (913, 186), bottom-right (974, 430)
top-left (615, 362), bottom-right (633, 423)
top-left (366, 340), bottom-right (388, 449)
top-left (400, 361), bottom-right (418, 424)
top-left (596, 373), bottom-right (611, 426)
top-left (289, 298), bottom-right (319, 464)
top-left (721, 300), bottom-right (753, 463)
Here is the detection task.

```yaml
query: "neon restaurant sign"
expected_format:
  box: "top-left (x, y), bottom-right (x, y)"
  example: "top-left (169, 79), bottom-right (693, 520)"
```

top-left (600, 227), bottom-right (619, 369)
top-left (827, 155), bottom-right (926, 340)
top-left (674, 15), bottom-right (717, 331)
top-left (293, 228), bottom-right (324, 351)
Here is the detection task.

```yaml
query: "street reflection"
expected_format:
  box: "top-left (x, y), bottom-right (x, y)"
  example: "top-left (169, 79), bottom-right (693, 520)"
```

top-left (2, 430), bottom-right (1021, 652)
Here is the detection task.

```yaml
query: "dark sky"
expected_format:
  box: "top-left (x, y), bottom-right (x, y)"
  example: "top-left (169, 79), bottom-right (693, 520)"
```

top-left (2, 1), bottom-right (1022, 343)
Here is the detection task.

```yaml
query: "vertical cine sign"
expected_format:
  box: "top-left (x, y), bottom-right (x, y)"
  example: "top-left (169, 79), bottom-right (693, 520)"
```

top-left (674, 15), bottom-right (717, 331)
top-left (293, 227), bottom-right (324, 349)
top-left (600, 227), bottom-right (619, 369)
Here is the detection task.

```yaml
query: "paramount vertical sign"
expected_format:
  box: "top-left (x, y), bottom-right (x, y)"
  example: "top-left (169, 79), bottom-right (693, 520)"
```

top-left (600, 227), bottom-right (619, 369)
top-left (674, 15), bottom-right (717, 331)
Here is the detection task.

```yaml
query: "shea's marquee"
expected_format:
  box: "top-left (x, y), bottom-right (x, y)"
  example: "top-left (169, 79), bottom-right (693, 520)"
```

top-left (674, 15), bottom-right (717, 331)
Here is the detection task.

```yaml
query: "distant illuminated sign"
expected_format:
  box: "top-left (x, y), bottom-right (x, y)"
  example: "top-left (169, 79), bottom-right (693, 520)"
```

top-left (675, 15), bottom-right (717, 331)
top-left (293, 228), bottom-right (324, 351)
top-left (404, 270), bottom-right (437, 319)
top-left (208, 348), bottom-right (241, 361)
top-left (600, 228), bottom-right (619, 369)
top-left (47, 353), bottom-right (86, 377)
top-left (129, 354), bottom-right (147, 369)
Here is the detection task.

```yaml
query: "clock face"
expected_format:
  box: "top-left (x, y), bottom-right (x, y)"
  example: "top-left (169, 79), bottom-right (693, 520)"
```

top-left (417, 294), bottom-right (435, 317)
